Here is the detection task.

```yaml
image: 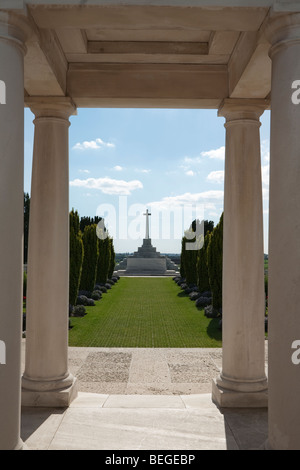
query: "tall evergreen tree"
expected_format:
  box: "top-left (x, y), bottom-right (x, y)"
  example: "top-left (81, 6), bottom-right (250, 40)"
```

top-left (108, 238), bottom-right (116, 279)
top-left (69, 209), bottom-right (84, 307)
top-left (96, 234), bottom-right (111, 284)
top-left (180, 219), bottom-right (213, 286)
top-left (80, 215), bottom-right (103, 233)
top-left (24, 192), bottom-right (30, 264)
top-left (197, 231), bottom-right (211, 293)
top-left (79, 224), bottom-right (99, 292)
top-left (207, 213), bottom-right (223, 311)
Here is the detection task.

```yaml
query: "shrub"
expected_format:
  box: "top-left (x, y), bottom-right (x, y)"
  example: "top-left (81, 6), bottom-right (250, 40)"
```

top-left (91, 292), bottom-right (102, 301)
top-left (76, 295), bottom-right (88, 306)
top-left (189, 291), bottom-right (200, 301)
top-left (86, 298), bottom-right (95, 306)
top-left (72, 305), bottom-right (86, 317)
top-left (105, 283), bottom-right (112, 289)
top-left (184, 287), bottom-right (194, 294)
top-left (204, 304), bottom-right (221, 318)
top-left (78, 290), bottom-right (92, 298)
top-left (196, 296), bottom-right (211, 308)
top-left (95, 285), bottom-right (107, 293)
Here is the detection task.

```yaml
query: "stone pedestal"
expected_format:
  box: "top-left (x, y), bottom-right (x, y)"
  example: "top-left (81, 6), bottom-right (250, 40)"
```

top-left (22, 98), bottom-right (78, 407)
top-left (125, 239), bottom-right (167, 275)
top-left (212, 99), bottom-right (268, 408)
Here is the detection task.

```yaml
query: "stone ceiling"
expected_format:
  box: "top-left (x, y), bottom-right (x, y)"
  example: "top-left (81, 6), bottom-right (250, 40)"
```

top-left (21, 3), bottom-right (274, 108)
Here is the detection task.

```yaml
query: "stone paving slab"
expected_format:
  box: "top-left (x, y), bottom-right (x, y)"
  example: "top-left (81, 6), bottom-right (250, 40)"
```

top-left (66, 345), bottom-right (268, 396)
top-left (21, 392), bottom-right (268, 450)
top-left (21, 343), bottom-right (269, 450)
top-left (21, 341), bottom-right (268, 396)
top-left (67, 347), bottom-right (223, 395)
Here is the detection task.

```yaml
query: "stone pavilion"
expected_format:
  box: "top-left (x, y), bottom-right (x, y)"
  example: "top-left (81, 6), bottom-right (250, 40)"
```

top-left (0, 0), bottom-right (300, 450)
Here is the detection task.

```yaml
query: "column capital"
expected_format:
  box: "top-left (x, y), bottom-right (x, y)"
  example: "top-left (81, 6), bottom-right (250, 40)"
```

top-left (0, 10), bottom-right (31, 53)
top-left (218, 99), bottom-right (269, 123)
top-left (266, 11), bottom-right (300, 57)
top-left (25, 97), bottom-right (77, 120)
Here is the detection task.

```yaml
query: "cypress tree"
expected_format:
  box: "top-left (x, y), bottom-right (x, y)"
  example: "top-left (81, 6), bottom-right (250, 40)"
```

top-left (79, 224), bottom-right (99, 292)
top-left (207, 213), bottom-right (223, 311)
top-left (96, 235), bottom-right (111, 284)
top-left (69, 209), bottom-right (84, 307)
top-left (108, 238), bottom-right (115, 279)
top-left (197, 231), bottom-right (211, 293)
top-left (180, 221), bottom-right (205, 286)
top-left (24, 192), bottom-right (30, 264)
top-left (180, 237), bottom-right (186, 279)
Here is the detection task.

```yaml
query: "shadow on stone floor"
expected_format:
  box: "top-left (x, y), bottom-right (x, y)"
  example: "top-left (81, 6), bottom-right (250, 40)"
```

top-left (221, 407), bottom-right (268, 450)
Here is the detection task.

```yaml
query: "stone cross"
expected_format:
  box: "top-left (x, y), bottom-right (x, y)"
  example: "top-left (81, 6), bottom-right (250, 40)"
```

top-left (143, 209), bottom-right (151, 239)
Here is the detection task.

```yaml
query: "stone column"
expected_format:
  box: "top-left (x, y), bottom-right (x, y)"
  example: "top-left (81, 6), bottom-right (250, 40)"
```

top-left (265, 12), bottom-right (300, 450)
top-left (22, 98), bottom-right (78, 407)
top-left (212, 99), bottom-right (268, 408)
top-left (0, 11), bottom-right (28, 450)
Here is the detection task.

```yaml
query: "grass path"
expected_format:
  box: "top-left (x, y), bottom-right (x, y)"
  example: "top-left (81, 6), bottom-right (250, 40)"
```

top-left (69, 277), bottom-right (222, 348)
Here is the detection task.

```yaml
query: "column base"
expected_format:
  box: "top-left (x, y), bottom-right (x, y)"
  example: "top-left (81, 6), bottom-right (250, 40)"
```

top-left (263, 439), bottom-right (273, 450)
top-left (21, 376), bottom-right (78, 408)
top-left (14, 439), bottom-right (24, 450)
top-left (212, 378), bottom-right (268, 408)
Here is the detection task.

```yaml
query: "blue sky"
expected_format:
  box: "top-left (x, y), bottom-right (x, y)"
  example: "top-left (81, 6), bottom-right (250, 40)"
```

top-left (24, 108), bottom-right (270, 254)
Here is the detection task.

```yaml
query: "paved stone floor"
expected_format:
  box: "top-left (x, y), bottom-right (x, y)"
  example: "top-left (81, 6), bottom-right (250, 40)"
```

top-left (68, 347), bottom-right (224, 395)
top-left (20, 342), bottom-right (269, 450)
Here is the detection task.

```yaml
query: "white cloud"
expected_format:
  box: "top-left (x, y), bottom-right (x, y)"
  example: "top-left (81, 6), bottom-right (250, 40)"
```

top-left (148, 190), bottom-right (224, 212)
top-left (185, 170), bottom-right (195, 177)
top-left (79, 169), bottom-right (90, 174)
top-left (207, 170), bottom-right (224, 184)
top-left (113, 165), bottom-right (123, 171)
top-left (261, 139), bottom-right (270, 163)
top-left (70, 177), bottom-right (143, 195)
top-left (72, 138), bottom-right (115, 151)
top-left (261, 165), bottom-right (270, 189)
top-left (201, 146), bottom-right (225, 160)
top-left (182, 156), bottom-right (202, 166)
top-left (135, 168), bottom-right (151, 174)
top-left (180, 146), bottom-right (225, 174)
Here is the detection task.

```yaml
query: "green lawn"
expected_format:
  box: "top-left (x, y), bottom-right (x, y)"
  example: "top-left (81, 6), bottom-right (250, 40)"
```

top-left (69, 277), bottom-right (222, 348)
